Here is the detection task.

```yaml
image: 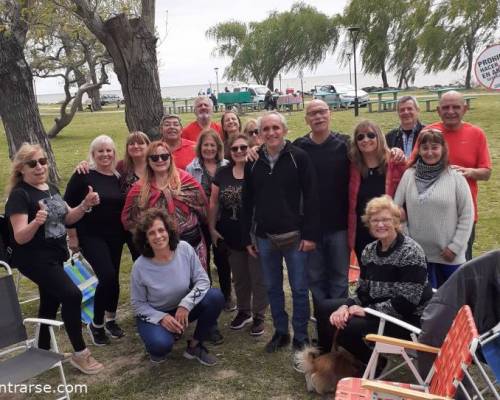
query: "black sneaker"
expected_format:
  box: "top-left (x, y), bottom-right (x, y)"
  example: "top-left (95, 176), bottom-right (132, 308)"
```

top-left (250, 318), bottom-right (265, 336)
top-left (183, 341), bottom-right (218, 366)
top-left (209, 328), bottom-right (224, 345)
top-left (230, 312), bottom-right (253, 330)
top-left (265, 332), bottom-right (290, 353)
top-left (87, 323), bottom-right (110, 346)
top-left (105, 320), bottom-right (125, 338)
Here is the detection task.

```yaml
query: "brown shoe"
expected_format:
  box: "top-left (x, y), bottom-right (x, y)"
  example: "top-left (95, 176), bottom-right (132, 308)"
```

top-left (70, 349), bottom-right (104, 375)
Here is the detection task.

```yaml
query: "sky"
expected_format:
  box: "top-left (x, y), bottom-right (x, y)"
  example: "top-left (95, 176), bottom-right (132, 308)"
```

top-left (34, 0), bottom-right (348, 94)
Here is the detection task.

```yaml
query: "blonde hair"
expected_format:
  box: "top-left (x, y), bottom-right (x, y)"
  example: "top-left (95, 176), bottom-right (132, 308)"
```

top-left (349, 120), bottom-right (390, 177)
top-left (88, 135), bottom-right (119, 177)
top-left (123, 131), bottom-right (151, 172)
top-left (361, 195), bottom-right (401, 232)
top-left (195, 129), bottom-right (224, 162)
top-left (7, 143), bottom-right (46, 194)
top-left (139, 141), bottom-right (180, 208)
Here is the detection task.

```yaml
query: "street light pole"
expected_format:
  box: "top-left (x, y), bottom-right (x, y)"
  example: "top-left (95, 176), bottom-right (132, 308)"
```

top-left (298, 70), bottom-right (305, 109)
top-left (214, 67), bottom-right (219, 95)
top-left (279, 73), bottom-right (282, 93)
top-left (348, 27), bottom-right (361, 117)
top-left (346, 52), bottom-right (352, 84)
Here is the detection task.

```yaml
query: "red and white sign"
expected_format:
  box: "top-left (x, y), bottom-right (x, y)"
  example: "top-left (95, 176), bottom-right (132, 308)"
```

top-left (475, 44), bottom-right (500, 91)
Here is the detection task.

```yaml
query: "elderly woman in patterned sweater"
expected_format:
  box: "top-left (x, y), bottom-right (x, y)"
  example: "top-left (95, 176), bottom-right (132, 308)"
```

top-left (316, 195), bottom-right (433, 363)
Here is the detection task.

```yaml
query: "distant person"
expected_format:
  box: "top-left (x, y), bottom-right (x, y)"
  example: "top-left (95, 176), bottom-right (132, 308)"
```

top-left (394, 129), bottom-right (473, 288)
top-left (131, 208), bottom-right (224, 365)
top-left (160, 114), bottom-right (195, 170)
top-left (210, 92), bottom-right (218, 112)
top-left (224, 86), bottom-right (230, 93)
top-left (182, 96), bottom-right (222, 143)
top-left (426, 91), bottom-right (491, 260)
top-left (385, 95), bottom-right (425, 158)
top-left (264, 90), bottom-right (274, 110)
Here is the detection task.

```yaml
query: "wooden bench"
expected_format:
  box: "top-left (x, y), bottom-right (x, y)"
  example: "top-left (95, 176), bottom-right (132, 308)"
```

top-left (424, 96), bottom-right (476, 112)
top-left (368, 99), bottom-right (397, 112)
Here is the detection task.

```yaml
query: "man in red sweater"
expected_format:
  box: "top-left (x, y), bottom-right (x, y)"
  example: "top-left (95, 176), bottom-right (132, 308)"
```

top-left (160, 114), bottom-right (195, 170)
top-left (426, 91), bottom-right (492, 260)
top-left (181, 96), bottom-right (222, 143)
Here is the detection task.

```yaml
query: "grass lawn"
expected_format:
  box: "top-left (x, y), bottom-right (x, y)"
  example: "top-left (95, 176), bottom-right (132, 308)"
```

top-left (0, 90), bottom-right (499, 399)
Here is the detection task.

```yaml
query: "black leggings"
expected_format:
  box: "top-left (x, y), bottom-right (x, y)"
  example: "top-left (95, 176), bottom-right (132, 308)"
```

top-left (317, 298), bottom-right (420, 363)
top-left (80, 235), bottom-right (124, 326)
top-left (20, 261), bottom-right (86, 352)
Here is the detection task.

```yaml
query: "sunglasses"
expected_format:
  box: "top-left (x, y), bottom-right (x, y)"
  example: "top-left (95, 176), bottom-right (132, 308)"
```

top-left (230, 145), bottom-right (248, 153)
top-left (247, 129), bottom-right (259, 136)
top-left (25, 157), bottom-right (48, 168)
top-left (356, 132), bottom-right (377, 141)
top-left (149, 153), bottom-right (171, 162)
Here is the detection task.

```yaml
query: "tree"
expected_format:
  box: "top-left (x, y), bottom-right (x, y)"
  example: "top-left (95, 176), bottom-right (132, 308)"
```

top-left (0, 1), bottom-right (59, 182)
top-left (419, 0), bottom-right (499, 88)
top-left (206, 2), bottom-right (339, 90)
top-left (70, 0), bottom-right (164, 139)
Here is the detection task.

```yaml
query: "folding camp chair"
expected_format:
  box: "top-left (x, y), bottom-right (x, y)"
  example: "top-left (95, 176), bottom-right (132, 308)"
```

top-left (335, 305), bottom-right (481, 400)
top-left (471, 321), bottom-right (500, 399)
top-left (0, 261), bottom-right (70, 400)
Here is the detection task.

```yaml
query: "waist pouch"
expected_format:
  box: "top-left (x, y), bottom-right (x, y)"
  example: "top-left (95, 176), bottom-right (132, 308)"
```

top-left (266, 230), bottom-right (301, 251)
top-left (180, 226), bottom-right (202, 248)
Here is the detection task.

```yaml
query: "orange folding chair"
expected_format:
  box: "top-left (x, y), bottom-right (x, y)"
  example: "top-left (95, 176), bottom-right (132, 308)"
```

top-left (335, 305), bottom-right (480, 400)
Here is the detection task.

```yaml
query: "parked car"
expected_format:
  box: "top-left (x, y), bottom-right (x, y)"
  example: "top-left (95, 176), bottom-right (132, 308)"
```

top-left (100, 94), bottom-right (124, 106)
top-left (313, 84), bottom-right (370, 107)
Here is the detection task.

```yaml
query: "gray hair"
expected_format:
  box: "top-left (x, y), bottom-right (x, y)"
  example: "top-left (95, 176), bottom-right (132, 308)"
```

top-left (88, 134), bottom-right (120, 177)
top-left (396, 95), bottom-right (419, 111)
top-left (257, 111), bottom-right (288, 132)
top-left (193, 96), bottom-right (214, 110)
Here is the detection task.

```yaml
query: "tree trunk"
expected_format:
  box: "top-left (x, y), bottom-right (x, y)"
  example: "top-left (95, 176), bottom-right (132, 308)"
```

top-left (267, 77), bottom-right (275, 91)
top-left (381, 65), bottom-right (389, 88)
top-left (464, 49), bottom-right (473, 89)
top-left (0, 31), bottom-right (59, 182)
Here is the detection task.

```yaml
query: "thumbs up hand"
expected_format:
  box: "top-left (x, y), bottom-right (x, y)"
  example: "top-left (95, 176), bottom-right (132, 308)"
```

top-left (82, 185), bottom-right (100, 210)
top-left (35, 200), bottom-right (49, 225)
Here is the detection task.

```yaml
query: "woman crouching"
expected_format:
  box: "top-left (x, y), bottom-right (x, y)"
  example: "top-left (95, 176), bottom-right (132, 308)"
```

top-left (317, 195), bottom-right (433, 368)
top-left (130, 208), bottom-right (224, 365)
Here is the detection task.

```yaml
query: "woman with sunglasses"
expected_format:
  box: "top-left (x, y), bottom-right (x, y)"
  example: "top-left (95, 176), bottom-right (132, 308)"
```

top-left (122, 141), bottom-right (209, 270)
top-left (6, 143), bottom-right (103, 374)
top-left (394, 129), bottom-right (473, 288)
top-left (209, 134), bottom-right (268, 336)
top-left (65, 135), bottom-right (127, 346)
top-left (220, 111), bottom-right (242, 157)
top-left (243, 119), bottom-right (262, 147)
top-left (75, 131), bottom-right (151, 260)
top-left (348, 120), bottom-right (406, 264)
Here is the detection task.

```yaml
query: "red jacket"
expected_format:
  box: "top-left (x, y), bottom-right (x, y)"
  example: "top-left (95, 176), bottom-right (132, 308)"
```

top-left (347, 159), bottom-right (406, 250)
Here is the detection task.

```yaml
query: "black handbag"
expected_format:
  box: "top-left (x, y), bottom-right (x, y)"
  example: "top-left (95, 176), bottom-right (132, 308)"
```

top-left (266, 230), bottom-right (301, 251)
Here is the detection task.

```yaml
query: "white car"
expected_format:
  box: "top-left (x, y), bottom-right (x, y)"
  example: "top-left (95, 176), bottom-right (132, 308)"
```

top-left (313, 84), bottom-right (370, 107)
top-left (236, 85), bottom-right (271, 103)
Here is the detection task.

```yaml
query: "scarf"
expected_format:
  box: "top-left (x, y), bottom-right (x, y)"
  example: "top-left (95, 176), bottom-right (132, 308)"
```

top-left (414, 158), bottom-right (445, 195)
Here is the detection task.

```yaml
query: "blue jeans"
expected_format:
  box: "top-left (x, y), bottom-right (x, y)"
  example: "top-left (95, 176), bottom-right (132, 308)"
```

top-left (307, 230), bottom-right (349, 304)
top-left (427, 262), bottom-right (461, 289)
top-left (256, 237), bottom-right (310, 342)
top-left (136, 288), bottom-right (224, 358)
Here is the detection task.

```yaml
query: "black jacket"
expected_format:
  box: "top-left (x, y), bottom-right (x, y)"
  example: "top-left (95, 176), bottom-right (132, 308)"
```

top-left (385, 121), bottom-right (425, 152)
top-left (242, 140), bottom-right (320, 245)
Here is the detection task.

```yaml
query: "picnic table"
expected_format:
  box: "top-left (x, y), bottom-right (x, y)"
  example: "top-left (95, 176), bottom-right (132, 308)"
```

top-left (368, 89), bottom-right (403, 112)
top-left (429, 87), bottom-right (465, 98)
top-left (164, 98), bottom-right (193, 114)
top-left (276, 94), bottom-right (303, 111)
top-left (423, 88), bottom-right (475, 112)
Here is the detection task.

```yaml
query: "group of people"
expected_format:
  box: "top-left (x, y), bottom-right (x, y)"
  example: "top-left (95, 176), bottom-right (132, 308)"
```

top-left (4, 90), bottom-right (491, 378)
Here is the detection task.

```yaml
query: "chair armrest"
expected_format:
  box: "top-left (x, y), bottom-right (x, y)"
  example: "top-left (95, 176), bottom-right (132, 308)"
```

top-left (361, 380), bottom-right (451, 400)
top-left (365, 334), bottom-right (440, 354)
top-left (24, 318), bottom-right (64, 328)
top-left (364, 308), bottom-right (422, 335)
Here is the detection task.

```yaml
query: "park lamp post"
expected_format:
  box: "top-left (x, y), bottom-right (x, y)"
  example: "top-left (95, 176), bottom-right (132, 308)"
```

top-left (348, 27), bottom-right (361, 117)
top-left (279, 73), bottom-right (282, 93)
top-left (346, 52), bottom-right (352, 84)
top-left (214, 67), bottom-right (219, 95)
top-left (298, 70), bottom-right (305, 109)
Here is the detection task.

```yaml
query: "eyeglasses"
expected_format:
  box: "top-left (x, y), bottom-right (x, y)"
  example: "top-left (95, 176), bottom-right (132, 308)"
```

top-left (25, 157), bottom-right (48, 168)
top-left (306, 108), bottom-right (329, 117)
top-left (230, 145), bottom-right (248, 153)
top-left (356, 132), bottom-right (377, 141)
top-left (369, 217), bottom-right (393, 226)
top-left (247, 129), bottom-right (259, 136)
top-left (149, 153), bottom-right (171, 162)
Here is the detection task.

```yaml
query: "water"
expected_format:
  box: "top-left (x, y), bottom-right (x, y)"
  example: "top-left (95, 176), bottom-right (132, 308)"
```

top-left (36, 71), bottom-right (465, 104)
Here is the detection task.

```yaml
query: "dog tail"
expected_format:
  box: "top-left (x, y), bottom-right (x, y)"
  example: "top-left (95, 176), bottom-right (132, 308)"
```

top-left (294, 345), bottom-right (321, 374)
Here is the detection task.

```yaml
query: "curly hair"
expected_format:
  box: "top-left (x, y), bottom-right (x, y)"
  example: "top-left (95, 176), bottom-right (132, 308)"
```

top-left (361, 195), bottom-right (402, 232)
top-left (133, 208), bottom-right (180, 258)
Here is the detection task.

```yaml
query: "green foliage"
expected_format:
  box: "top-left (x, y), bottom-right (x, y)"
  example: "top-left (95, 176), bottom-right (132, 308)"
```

top-left (206, 2), bottom-right (339, 89)
top-left (419, 0), bottom-right (499, 88)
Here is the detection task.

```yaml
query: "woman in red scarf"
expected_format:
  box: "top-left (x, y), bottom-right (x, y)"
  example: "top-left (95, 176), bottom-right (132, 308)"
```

top-left (122, 141), bottom-right (208, 269)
